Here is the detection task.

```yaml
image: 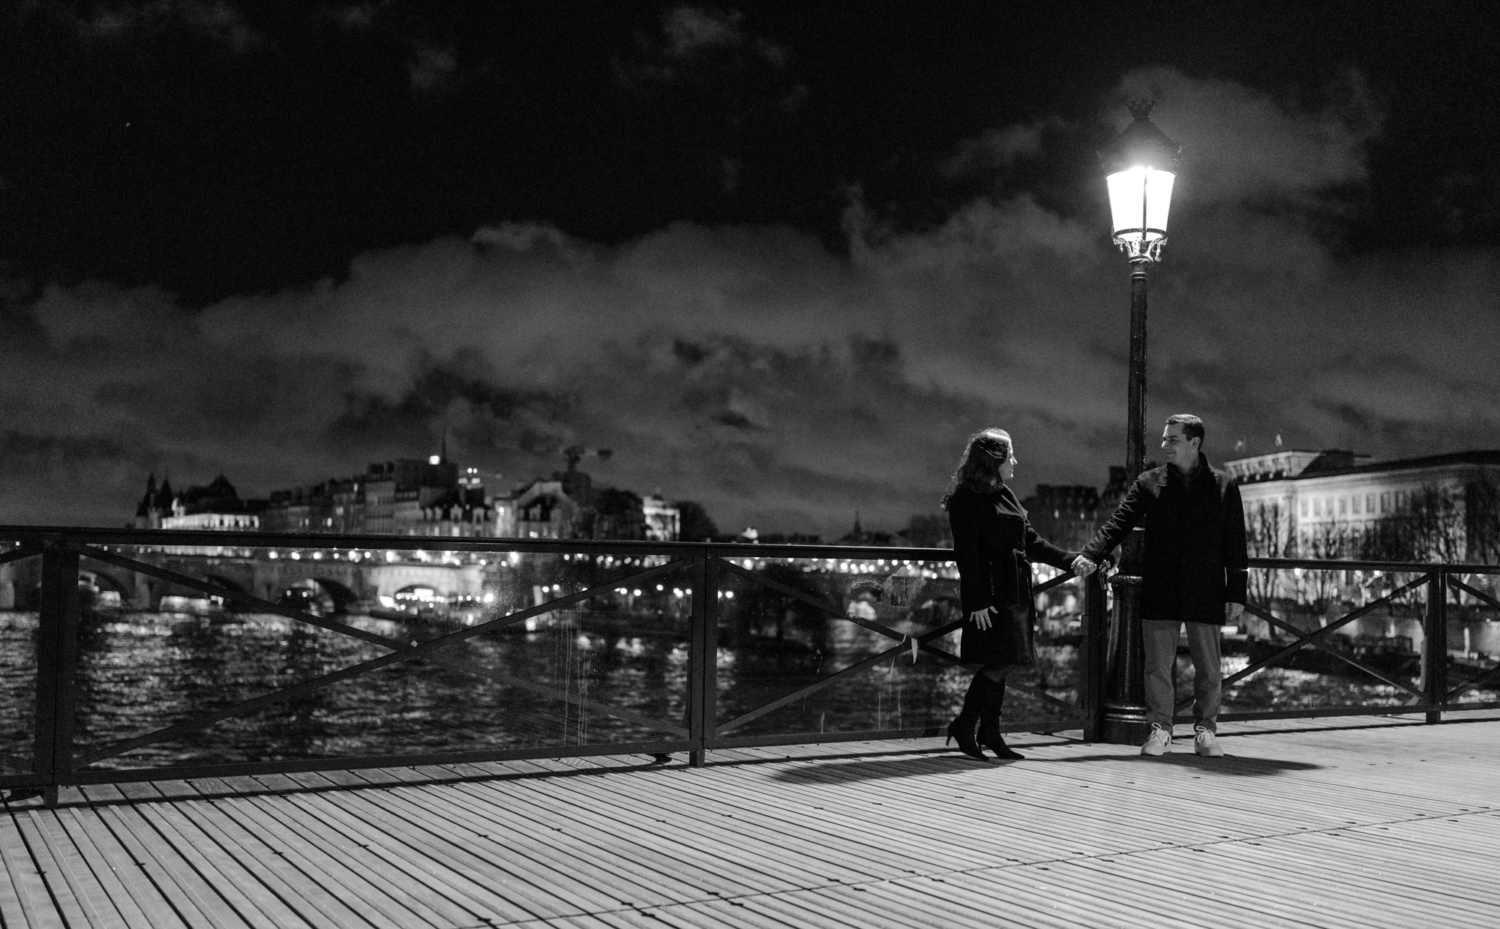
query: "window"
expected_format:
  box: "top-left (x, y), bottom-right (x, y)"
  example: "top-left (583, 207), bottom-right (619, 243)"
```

top-left (1314, 498), bottom-right (1323, 517)
top-left (1338, 497), bottom-right (1346, 515)
top-left (1351, 496), bottom-right (1360, 515)
top-left (1366, 494), bottom-right (1375, 513)
top-left (1381, 492), bottom-right (1389, 512)
top-left (1300, 499), bottom-right (1309, 517)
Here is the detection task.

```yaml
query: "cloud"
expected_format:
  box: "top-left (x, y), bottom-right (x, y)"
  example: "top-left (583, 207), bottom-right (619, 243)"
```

top-left (409, 40), bottom-right (459, 94)
top-left (6, 67), bottom-right (1498, 536)
top-left (1112, 67), bottom-right (1382, 209)
top-left (661, 6), bottom-right (787, 65)
top-left (940, 119), bottom-right (1066, 178)
top-left (74, 0), bottom-right (263, 52)
top-left (617, 4), bottom-right (789, 87)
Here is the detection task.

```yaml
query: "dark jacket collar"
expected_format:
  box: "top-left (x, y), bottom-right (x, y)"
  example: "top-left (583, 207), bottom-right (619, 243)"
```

top-left (961, 482), bottom-right (1027, 518)
top-left (1166, 452), bottom-right (1215, 489)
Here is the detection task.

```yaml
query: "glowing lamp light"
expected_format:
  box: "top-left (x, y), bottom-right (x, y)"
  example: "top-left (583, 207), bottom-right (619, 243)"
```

top-left (1101, 100), bottom-right (1180, 264)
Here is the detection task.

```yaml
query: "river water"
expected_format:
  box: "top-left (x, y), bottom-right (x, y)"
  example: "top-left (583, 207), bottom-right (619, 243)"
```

top-left (4, 600), bottom-right (1489, 774)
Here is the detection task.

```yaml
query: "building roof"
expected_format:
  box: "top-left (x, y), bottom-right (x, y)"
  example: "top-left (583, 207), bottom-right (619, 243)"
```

top-left (1301, 449), bottom-right (1500, 478)
top-left (1229, 449), bottom-right (1500, 484)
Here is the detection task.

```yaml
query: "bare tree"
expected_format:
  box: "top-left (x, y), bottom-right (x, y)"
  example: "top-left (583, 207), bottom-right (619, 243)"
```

top-left (1245, 499), bottom-right (1290, 603)
top-left (1361, 483), bottom-right (1468, 564)
top-left (1464, 477), bottom-right (1500, 566)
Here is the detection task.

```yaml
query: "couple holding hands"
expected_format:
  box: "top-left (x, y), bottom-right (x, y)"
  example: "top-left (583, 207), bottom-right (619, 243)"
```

top-left (942, 415), bottom-right (1247, 761)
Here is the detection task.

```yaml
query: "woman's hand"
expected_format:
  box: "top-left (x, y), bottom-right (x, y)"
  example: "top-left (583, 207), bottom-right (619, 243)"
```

top-left (969, 607), bottom-right (994, 630)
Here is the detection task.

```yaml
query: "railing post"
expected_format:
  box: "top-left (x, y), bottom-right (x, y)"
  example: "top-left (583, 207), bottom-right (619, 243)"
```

top-left (1424, 569), bottom-right (1449, 724)
top-left (35, 538), bottom-right (82, 807)
top-left (1079, 572), bottom-right (1109, 741)
top-left (687, 554), bottom-right (716, 766)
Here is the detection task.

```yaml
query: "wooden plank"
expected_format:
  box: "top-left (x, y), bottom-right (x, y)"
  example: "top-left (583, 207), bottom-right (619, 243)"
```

top-left (267, 779), bottom-right (546, 923)
top-left (9, 809), bottom-right (108, 928)
top-left (503, 772), bottom-right (866, 890)
top-left (124, 785), bottom-right (319, 929)
top-left (55, 807), bottom-right (181, 929)
top-left (703, 750), bottom-right (1249, 855)
top-left (0, 809), bottom-right (67, 929)
top-left (361, 775), bottom-right (678, 913)
top-left (328, 771), bottom-right (625, 917)
top-left (466, 774), bottom-right (815, 895)
top-left (186, 792), bottom-right (428, 929)
top-left (163, 777), bottom-right (391, 928)
top-left (233, 778), bottom-right (481, 927)
top-left (90, 802), bottom-right (240, 929)
top-left (20, 809), bottom-right (127, 929)
top-left (426, 777), bottom-right (716, 906)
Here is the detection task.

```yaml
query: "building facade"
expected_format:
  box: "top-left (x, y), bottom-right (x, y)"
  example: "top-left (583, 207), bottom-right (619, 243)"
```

top-left (133, 454), bottom-right (683, 542)
top-left (1229, 449), bottom-right (1500, 564)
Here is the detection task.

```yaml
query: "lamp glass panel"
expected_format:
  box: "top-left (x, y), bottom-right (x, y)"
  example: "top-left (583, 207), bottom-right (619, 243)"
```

top-left (1106, 167), bottom-right (1175, 241)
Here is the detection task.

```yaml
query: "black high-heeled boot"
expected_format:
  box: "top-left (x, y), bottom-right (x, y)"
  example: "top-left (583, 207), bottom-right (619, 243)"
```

top-left (977, 675), bottom-right (1024, 760)
top-left (946, 674), bottom-right (988, 761)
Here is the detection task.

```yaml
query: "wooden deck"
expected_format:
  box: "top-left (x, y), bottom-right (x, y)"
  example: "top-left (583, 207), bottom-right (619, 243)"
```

top-left (4, 712), bottom-right (1500, 928)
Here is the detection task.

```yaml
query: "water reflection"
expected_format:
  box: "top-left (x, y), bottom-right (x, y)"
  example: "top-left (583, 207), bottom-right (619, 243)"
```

top-left (0, 586), bottom-right (1494, 774)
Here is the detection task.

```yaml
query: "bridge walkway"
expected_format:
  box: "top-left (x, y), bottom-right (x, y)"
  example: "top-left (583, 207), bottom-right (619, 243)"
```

top-left (3, 712), bottom-right (1499, 928)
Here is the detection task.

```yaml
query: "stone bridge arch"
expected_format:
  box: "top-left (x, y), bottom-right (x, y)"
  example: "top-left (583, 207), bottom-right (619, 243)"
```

top-left (366, 564), bottom-right (486, 601)
top-left (277, 576), bottom-right (361, 614)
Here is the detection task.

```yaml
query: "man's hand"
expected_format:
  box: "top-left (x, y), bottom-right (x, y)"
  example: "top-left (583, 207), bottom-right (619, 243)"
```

top-left (1225, 602), bottom-right (1244, 623)
top-left (1072, 555), bottom-right (1097, 577)
top-left (970, 607), bottom-right (994, 631)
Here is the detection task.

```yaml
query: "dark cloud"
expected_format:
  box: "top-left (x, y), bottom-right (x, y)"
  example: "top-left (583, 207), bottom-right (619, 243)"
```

top-left (4, 66), bottom-right (1499, 536)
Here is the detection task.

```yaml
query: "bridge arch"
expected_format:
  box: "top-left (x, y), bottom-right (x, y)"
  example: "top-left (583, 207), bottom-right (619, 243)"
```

top-left (277, 577), bottom-right (360, 615)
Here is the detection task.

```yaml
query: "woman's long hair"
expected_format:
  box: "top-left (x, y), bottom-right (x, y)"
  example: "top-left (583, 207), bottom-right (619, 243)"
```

top-left (941, 428), bottom-right (1011, 510)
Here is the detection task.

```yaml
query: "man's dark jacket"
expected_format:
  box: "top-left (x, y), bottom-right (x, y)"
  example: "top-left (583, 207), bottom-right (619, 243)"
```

top-left (1082, 452), bottom-right (1248, 624)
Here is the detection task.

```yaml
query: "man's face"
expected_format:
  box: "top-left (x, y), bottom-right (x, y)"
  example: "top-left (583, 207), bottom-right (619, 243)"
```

top-left (1161, 423), bottom-right (1199, 469)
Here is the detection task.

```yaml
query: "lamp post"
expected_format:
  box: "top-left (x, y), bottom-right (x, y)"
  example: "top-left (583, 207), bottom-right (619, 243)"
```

top-left (1097, 100), bottom-right (1180, 744)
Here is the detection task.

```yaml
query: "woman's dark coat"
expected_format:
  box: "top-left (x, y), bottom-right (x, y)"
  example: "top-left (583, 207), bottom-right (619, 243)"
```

top-left (1081, 452), bottom-right (1248, 625)
top-left (947, 484), bottom-right (1075, 668)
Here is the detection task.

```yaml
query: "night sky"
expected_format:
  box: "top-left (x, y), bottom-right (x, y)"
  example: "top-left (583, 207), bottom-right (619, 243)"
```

top-left (3, 1), bottom-right (1499, 537)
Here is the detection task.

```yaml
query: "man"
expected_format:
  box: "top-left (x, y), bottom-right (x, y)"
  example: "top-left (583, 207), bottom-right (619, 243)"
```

top-left (1074, 414), bottom-right (1247, 757)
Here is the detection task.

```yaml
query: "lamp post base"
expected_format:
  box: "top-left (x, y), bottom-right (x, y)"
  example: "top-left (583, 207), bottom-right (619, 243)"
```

top-left (1098, 707), bottom-right (1153, 746)
top-left (1097, 533), bottom-right (1150, 745)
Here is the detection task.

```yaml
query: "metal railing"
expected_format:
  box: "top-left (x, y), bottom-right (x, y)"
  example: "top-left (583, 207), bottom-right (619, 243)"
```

top-left (0, 526), bottom-right (1105, 804)
top-left (1, 526), bottom-right (1496, 806)
top-left (1206, 558), bottom-right (1500, 724)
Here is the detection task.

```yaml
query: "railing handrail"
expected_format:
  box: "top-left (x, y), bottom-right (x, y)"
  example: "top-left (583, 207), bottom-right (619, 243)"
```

top-left (1249, 556), bottom-right (1500, 574)
top-left (6, 526), bottom-right (1497, 573)
top-left (0, 524), bottom-right (956, 561)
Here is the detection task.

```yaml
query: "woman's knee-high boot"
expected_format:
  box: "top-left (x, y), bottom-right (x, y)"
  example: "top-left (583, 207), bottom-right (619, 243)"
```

top-left (946, 674), bottom-right (988, 761)
top-left (977, 676), bottom-right (1024, 760)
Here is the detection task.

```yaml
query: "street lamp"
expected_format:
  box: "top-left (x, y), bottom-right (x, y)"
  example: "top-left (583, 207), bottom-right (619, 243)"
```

top-left (1102, 99), bottom-right (1180, 478)
top-left (1097, 100), bottom-right (1180, 744)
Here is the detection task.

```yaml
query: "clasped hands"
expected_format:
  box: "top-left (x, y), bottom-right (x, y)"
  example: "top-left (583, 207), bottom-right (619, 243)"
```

top-left (1071, 554), bottom-right (1100, 577)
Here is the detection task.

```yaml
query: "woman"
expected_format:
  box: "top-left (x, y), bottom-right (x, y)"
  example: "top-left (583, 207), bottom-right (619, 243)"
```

top-left (943, 428), bottom-right (1089, 760)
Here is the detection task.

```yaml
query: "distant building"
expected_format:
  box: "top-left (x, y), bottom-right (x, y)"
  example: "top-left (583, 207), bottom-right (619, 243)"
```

top-left (1228, 449), bottom-right (1500, 563)
top-left (642, 493), bottom-right (681, 542)
top-left (1022, 484), bottom-right (1101, 553)
top-left (259, 454), bottom-right (494, 537)
top-left (135, 473), bottom-right (262, 530)
top-left (132, 452), bottom-right (686, 542)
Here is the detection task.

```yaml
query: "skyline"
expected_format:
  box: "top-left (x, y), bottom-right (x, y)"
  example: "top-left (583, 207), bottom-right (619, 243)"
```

top-left (3, 2), bottom-right (1499, 538)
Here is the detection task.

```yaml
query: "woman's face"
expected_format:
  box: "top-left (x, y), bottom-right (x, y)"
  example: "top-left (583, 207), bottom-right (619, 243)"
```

top-left (1000, 444), bottom-right (1017, 482)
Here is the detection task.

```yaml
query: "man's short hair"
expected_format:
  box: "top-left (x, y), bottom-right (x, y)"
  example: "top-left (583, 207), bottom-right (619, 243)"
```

top-left (1165, 413), bottom-right (1205, 445)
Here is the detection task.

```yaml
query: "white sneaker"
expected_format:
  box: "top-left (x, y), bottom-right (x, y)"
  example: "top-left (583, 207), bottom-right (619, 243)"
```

top-left (1140, 725), bottom-right (1172, 756)
top-left (1194, 727), bottom-right (1224, 757)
